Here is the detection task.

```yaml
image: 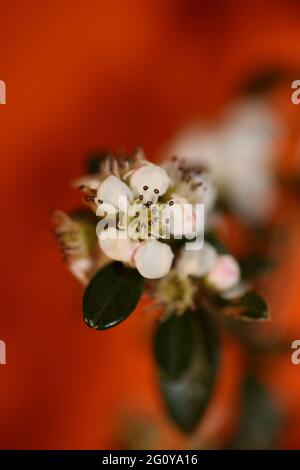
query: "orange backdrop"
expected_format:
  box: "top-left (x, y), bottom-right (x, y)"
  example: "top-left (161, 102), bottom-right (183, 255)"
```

top-left (1, 0), bottom-right (300, 449)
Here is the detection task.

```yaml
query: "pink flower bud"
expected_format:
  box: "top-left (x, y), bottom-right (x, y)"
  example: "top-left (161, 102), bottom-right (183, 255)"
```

top-left (206, 255), bottom-right (240, 292)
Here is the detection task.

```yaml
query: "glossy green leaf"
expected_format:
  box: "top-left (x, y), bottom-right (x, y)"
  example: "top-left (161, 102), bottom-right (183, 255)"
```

top-left (216, 291), bottom-right (269, 322)
top-left (154, 310), bottom-right (219, 433)
top-left (83, 262), bottom-right (144, 330)
top-left (154, 313), bottom-right (196, 381)
top-left (237, 292), bottom-right (269, 321)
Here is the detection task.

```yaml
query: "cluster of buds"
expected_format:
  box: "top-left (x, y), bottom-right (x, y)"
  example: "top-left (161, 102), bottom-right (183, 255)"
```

top-left (72, 149), bottom-right (216, 279)
top-left (155, 242), bottom-right (244, 316)
top-left (53, 148), bottom-right (246, 317)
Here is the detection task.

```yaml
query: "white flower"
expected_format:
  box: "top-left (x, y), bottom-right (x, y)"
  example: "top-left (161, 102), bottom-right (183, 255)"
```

top-left (130, 163), bottom-right (171, 201)
top-left (92, 156), bottom-right (176, 279)
top-left (96, 174), bottom-right (133, 214)
top-left (76, 150), bottom-right (215, 280)
top-left (205, 254), bottom-right (241, 292)
top-left (133, 239), bottom-right (174, 279)
top-left (176, 242), bottom-right (218, 277)
top-left (162, 194), bottom-right (204, 239)
top-left (99, 227), bottom-right (138, 264)
top-left (163, 98), bottom-right (284, 221)
top-left (163, 158), bottom-right (217, 214)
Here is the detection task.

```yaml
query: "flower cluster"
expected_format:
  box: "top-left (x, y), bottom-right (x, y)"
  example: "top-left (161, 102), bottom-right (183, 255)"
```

top-left (53, 148), bottom-right (268, 330)
top-left (74, 149), bottom-right (216, 279)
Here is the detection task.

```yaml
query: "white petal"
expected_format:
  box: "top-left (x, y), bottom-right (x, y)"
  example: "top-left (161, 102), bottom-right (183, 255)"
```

top-left (176, 243), bottom-right (218, 277)
top-left (206, 255), bottom-right (241, 291)
top-left (97, 175), bottom-right (133, 209)
top-left (162, 195), bottom-right (188, 238)
top-left (98, 227), bottom-right (138, 263)
top-left (130, 164), bottom-right (171, 200)
top-left (133, 240), bottom-right (174, 279)
top-left (162, 195), bottom-right (204, 238)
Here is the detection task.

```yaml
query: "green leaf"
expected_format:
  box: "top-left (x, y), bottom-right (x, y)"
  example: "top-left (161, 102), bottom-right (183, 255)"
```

top-left (237, 292), bottom-right (269, 321)
top-left (154, 312), bottom-right (196, 381)
top-left (239, 255), bottom-right (276, 280)
top-left (83, 262), bottom-right (144, 330)
top-left (154, 310), bottom-right (219, 433)
top-left (228, 376), bottom-right (281, 450)
top-left (216, 291), bottom-right (269, 322)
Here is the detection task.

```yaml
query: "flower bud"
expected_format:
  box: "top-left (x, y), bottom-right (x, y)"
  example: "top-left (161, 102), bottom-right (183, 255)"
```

top-left (206, 254), bottom-right (240, 291)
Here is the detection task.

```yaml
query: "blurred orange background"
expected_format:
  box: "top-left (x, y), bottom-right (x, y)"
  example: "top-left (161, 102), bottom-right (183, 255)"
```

top-left (1, 0), bottom-right (300, 449)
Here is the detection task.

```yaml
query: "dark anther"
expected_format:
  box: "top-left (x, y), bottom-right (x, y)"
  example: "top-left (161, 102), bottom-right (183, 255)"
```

top-left (143, 185), bottom-right (148, 191)
top-left (139, 195), bottom-right (143, 201)
top-left (154, 189), bottom-right (159, 194)
top-left (169, 200), bottom-right (174, 206)
top-left (97, 199), bottom-right (103, 204)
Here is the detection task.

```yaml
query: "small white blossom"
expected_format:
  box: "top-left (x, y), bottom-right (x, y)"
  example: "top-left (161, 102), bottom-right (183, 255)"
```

top-left (133, 239), bottom-right (174, 279)
top-left (99, 227), bottom-right (138, 264)
top-left (96, 174), bottom-right (133, 214)
top-left (163, 158), bottom-right (217, 214)
top-left (130, 164), bottom-right (171, 201)
top-left (177, 242), bottom-right (218, 278)
top-left (205, 254), bottom-right (241, 292)
top-left (163, 99), bottom-right (283, 221)
top-left (91, 156), bottom-right (174, 278)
